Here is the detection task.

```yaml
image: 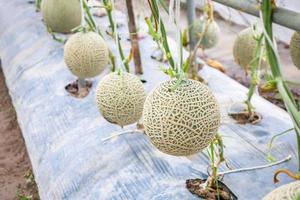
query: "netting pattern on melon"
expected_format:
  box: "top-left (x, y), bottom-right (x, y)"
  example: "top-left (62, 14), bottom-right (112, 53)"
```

top-left (143, 79), bottom-right (221, 156)
top-left (263, 181), bottom-right (300, 200)
top-left (64, 32), bottom-right (109, 79)
top-left (41, 0), bottom-right (82, 33)
top-left (96, 72), bottom-right (146, 127)
top-left (193, 19), bottom-right (220, 49)
top-left (290, 32), bottom-right (300, 70)
top-left (233, 28), bottom-right (258, 70)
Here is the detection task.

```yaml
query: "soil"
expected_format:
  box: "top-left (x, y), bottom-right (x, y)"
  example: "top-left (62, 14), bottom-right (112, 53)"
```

top-left (229, 111), bottom-right (262, 125)
top-left (0, 66), bottom-right (39, 200)
top-left (65, 79), bottom-right (93, 98)
top-left (186, 178), bottom-right (237, 200)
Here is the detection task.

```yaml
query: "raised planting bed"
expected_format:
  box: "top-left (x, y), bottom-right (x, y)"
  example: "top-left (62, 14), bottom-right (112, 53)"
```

top-left (0, 0), bottom-right (298, 199)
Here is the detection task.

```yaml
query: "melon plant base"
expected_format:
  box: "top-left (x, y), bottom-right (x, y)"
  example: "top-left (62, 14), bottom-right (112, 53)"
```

top-left (0, 0), bottom-right (298, 199)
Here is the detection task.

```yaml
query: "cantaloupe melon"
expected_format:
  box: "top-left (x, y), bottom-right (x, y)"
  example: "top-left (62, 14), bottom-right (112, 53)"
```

top-left (233, 28), bottom-right (261, 70)
top-left (96, 72), bottom-right (146, 127)
top-left (143, 79), bottom-right (221, 156)
top-left (290, 31), bottom-right (300, 70)
top-left (263, 181), bottom-right (300, 200)
top-left (41, 0), bottom-right (82, 33)
top-left (64, 32), bottom-right (109, 79)
top-left (192, 19), bottom-right (220, 49)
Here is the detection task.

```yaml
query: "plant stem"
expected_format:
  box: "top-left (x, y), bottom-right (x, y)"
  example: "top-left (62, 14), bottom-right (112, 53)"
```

top-left (187, 0), bottom-right (197, 50)
top-left (297, 134), bottom-right (300, 171)
top-left (206, 134), bottom-right (225, 189)
top-left (261, 0), bottom-right (300, 172)
top-left (148, 0), bottom-right (176, 71)
top-left (206, 0), bottom-right (214, 21)
top-left (117, 37), bottom-right (130, 72)
top-left (78, 78), bottom-right (87, 95)
top-left (103, 0), bottom-right (115, 35)
top-left (35, 0), bottom-right (41, 11)
top-left (245, 33), bottom-right (264, 115)
top-left (102, 0), bottom-right (130, 73)
top-left (186, 0), bottom-right (214, 76)
top-left (109, 51), bottom-right (116, 72)
top-left (268, 128), bottom-right (294, 150)
top-left (82, 0), bottom-right (97, 32)
top-left (187, 22), bottom-right (209, 75)
top-left (209, 142), bottom-right (217, 188)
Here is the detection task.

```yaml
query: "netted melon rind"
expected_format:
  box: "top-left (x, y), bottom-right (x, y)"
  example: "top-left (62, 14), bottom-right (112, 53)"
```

top-left (41, 0), bottom-right (82, 33)
top-left (233, 28), bottom-right (259, 70)
top-left (192, 19), bottom-right (220, 49)
top-left (96, 72), bottom-right (146, 127)
top-left (143, 79), bottom-right (221, 156)
top-left (263, 181), bottom-right (300, 200)
top-left (64, 32), bottom-right (109, 79)
top-left (290, 31), bottom-right (300, 70)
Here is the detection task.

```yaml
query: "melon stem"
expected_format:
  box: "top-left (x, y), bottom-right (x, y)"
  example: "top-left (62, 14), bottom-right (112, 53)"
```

top-left (103, 0), bottom-right (130, 73)
top-left (35, 0), bottom-right (41, 11)
top-left (147, 0), bottom-right (176, 72)
top-left (244, 32), bottom-right (264, 116)
top-left (206, 0), bottom-right (214, 21)
top-left (188, 20), bottom-right (210, 77)
top-left (206, 134), bottom-right (225, 190)
top-left (78, 78), bottom-right (87, 91)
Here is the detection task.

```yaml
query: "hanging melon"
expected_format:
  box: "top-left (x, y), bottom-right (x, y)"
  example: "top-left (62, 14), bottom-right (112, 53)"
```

top-left (192, 19), bottom-right (220, 49)
top-left (143, 79), bottom-right (221, 156)
top-left (233, 28), bottom-right (262, 70)
top-left (290, 31), bottom-right (300, 70)
top-left (41, 0), bottom-right (82, 33)
top-left (96, 72), bottom-right (146, 127)
top-left (64, 32), bottom-right (109, 79)
top-left (263, 181), bottom-right (300, 200)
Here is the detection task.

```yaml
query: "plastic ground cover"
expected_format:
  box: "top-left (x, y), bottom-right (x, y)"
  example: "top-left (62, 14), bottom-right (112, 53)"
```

top-left (0, 0), bottom-right (298, 199)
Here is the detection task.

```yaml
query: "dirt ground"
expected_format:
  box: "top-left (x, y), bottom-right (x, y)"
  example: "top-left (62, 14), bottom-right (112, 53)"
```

top-left (0, 64), bottom-right (38, 200)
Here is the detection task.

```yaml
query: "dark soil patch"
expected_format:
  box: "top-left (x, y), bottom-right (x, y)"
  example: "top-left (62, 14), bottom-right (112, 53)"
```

top-left (259, 88), bottom-right (300, 111)
top-left (229, 111), bottom-right (262, 125)
top-left (186, 178), bottom-right (237, 200)
top-left (65, 79), bottom-right (93, 98)
top-left (0, 65), bottom-right (39, 200)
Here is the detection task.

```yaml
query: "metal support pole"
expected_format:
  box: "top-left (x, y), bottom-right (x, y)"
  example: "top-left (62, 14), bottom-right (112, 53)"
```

top-left (212, 0), bottom-right (300, 31)
top-left (187, 0), bottom-right (197, 50)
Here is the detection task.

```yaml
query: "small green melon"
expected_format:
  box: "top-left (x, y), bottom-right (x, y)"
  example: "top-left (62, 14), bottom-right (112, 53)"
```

top-left (192, 19), bottom-right (220, 49)
top-left (263, 181), bottom-right (300, 200)
top-left (64, 32), bottom-right (109, 79)
top-left (233, 28), bottom-right (262, 70)
top-left (41, 0), bottom-right (82, 33)
top-left (143, 79), bottom-right (221, 156)
top-left (96, 72), bottom-right (146, 127)
top-left (290, 31), bottom-right (300, 70)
